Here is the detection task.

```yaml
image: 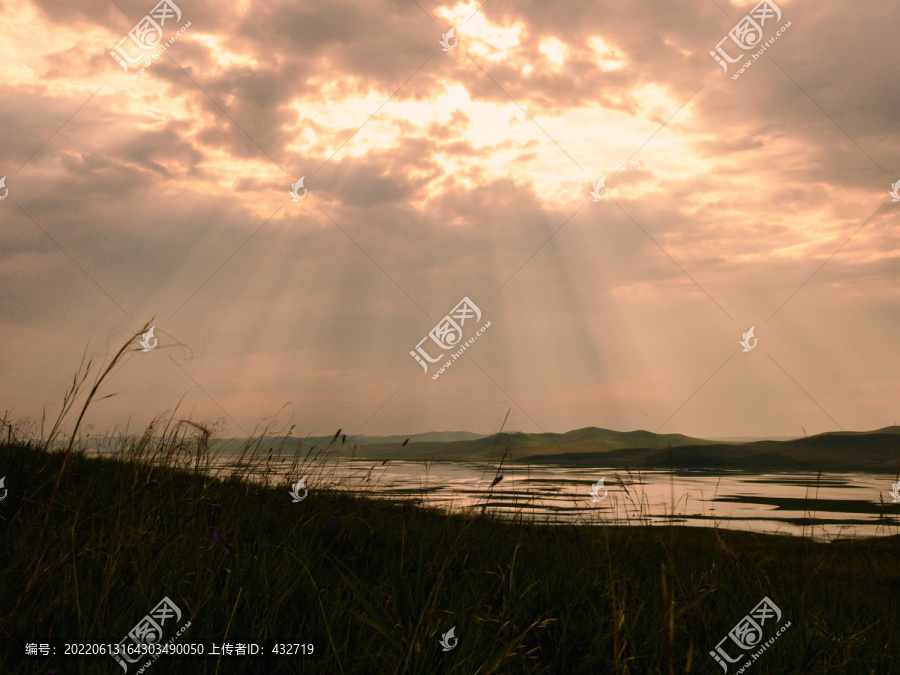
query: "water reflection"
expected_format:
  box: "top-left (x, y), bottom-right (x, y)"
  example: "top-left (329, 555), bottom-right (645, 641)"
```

top-left (292, 459), bottom-right (900, 542)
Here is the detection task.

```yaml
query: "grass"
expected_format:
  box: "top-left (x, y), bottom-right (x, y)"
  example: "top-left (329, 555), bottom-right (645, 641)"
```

top-left (1, 325), bottom-right (898, 673)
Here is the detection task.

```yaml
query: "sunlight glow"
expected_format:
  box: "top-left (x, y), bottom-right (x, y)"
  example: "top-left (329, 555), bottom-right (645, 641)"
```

top-left (587, 36), bottom-right (627, 71)
top-left (539, 38), bottom-right (567, 66)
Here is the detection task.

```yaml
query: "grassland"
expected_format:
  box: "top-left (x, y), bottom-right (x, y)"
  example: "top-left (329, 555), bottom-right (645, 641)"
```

top-left (1, 434), bottom-right (899, 674)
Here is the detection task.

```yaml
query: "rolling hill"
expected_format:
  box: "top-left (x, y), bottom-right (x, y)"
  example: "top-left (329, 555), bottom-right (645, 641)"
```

top-left (518, 427), bottom-right (900, 472)
top-left (210, 426), bottom-right (900, 473)
top-left (331, 427), bottom-right (722, 461)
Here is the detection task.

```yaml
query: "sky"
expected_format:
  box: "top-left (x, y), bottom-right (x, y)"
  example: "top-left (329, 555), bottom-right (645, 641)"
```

top-left (1, 0), bottom-right (898, 441)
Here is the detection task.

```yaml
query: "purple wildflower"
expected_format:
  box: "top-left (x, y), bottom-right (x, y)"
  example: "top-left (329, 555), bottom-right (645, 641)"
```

top-left (210, 531), bottom-right (233, 554)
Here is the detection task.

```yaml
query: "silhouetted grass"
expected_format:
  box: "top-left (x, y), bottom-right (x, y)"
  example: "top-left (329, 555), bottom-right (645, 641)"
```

top-left (3, 436), bottom-right (900, 674)
top-left (1, 327), bottom-right (898, 673)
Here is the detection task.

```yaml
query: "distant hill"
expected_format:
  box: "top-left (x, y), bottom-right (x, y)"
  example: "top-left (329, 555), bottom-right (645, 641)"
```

top-left (333, 427), bottom-right (720, 462)
top-left (708, 436), bottom-right (798, 442)
top-left (352, 431), bottom-right (487, 445)
top-left (208, 426), bottom-right (899, 473)
top-left (519, 427), bottom-right (900, 473)
top-left (207, 431), bottom-right (487, 456)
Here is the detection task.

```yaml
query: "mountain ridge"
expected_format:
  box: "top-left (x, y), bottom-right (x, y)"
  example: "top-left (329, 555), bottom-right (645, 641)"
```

top-left (206, 426), bottom-right (899, 472)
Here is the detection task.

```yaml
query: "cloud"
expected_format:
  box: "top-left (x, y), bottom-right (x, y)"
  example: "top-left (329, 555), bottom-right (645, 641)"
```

top-left (1, 0), bottom-right (897, 439)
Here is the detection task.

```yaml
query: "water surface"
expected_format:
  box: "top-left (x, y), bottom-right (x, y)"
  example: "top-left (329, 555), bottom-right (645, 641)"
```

top-left (295, 459), bottom-right (900, 542)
